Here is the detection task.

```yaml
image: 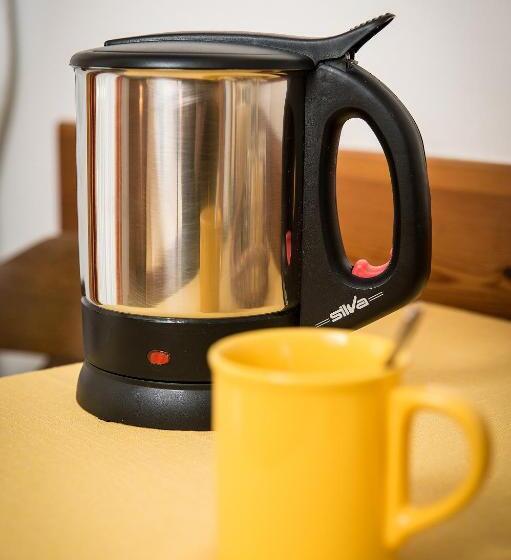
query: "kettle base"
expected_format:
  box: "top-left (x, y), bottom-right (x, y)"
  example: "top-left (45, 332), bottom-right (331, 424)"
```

top-left (76, 362), bottom-right (211, 430)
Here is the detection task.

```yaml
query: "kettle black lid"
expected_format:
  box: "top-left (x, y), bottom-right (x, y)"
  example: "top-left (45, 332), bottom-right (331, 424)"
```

top-left (70, 40), bottom-right (312, 71)
top-left (70, 13), bottom-right (394, 71)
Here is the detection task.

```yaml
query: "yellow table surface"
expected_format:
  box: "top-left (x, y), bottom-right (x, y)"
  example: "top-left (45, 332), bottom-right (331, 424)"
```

top-left (1, 303), bottom-right (510, 560)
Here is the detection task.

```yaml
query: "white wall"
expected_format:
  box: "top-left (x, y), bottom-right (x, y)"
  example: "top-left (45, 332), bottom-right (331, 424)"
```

top-left (0, 0), bottom-right (510, 259)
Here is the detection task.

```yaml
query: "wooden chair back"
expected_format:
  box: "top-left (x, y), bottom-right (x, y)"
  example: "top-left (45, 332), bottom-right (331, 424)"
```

top-left (337, 151), bottom-right (511, 319)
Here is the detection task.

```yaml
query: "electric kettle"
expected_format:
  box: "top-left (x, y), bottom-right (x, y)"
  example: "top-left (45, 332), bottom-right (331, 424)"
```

top-left (71, 13), bottom-right (431, 430)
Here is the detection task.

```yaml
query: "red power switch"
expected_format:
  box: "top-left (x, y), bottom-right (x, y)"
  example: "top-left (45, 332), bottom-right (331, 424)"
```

top-left (352, 258), bottom-right (390, 278)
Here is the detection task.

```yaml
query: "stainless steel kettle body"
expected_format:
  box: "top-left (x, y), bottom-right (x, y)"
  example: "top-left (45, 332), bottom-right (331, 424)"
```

top-left (76, 68), bottom-right (302, 318)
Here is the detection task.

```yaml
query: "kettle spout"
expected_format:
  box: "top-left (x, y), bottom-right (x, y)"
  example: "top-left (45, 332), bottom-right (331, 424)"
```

top-left (305, 13), bottom-right (395, 63)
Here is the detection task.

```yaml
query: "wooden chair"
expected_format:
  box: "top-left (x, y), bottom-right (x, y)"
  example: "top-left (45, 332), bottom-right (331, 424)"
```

top-left (0, 124), bottom-right (82, 364)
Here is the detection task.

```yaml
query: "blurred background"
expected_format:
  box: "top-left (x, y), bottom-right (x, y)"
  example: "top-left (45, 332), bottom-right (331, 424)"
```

top-left (0, 0), bottom-right (510, 374)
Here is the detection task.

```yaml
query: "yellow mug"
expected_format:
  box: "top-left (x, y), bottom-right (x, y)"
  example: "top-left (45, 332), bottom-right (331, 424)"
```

top-left (208, 328), bottom-right (489, 560)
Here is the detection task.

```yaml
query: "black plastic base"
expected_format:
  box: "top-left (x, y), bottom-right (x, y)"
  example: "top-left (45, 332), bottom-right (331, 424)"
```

top-left (81, 298), bottom-right (299, 382)
top-left (77, 362), bottom-right (211, 430)
top-left (78, 300), bottom-right (299, 430)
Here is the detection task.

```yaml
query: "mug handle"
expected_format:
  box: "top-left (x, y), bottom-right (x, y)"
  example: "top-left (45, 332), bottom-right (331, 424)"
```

top-left (384, 385), bottom-right (489, 548)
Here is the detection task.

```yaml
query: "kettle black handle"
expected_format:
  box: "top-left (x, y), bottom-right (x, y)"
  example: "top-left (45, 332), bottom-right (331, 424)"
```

top-left (300, 59), bottom-right (431, 328)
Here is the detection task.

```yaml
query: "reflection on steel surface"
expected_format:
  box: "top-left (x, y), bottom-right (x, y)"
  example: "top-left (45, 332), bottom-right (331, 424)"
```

top-left (76, 68), bottom-right (299, 317)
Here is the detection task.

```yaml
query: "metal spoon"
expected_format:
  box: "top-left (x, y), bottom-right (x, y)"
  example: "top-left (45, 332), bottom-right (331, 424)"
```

top-left (385, 304), bottom-right (423, 368)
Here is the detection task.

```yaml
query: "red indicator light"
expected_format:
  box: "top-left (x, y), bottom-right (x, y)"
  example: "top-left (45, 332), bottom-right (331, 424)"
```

top-left (147, 350), bottom-right (171, 366)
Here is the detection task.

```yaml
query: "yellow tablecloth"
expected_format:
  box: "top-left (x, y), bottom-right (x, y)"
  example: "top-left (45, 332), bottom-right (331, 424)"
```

top-left (0, 303), bottom-right (510, 560)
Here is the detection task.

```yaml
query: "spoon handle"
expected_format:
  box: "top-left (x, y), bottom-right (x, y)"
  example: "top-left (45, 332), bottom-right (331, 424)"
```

top-left (385, 304), bottom-right (423, 368)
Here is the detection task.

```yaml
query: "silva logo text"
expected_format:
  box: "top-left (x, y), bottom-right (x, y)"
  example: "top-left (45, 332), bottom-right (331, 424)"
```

top-left (315, 292), bottom-right (383, 327)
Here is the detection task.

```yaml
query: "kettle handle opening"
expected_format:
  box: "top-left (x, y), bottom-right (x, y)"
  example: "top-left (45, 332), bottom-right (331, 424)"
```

top-left (300, 59), bottom-right (431, 329)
